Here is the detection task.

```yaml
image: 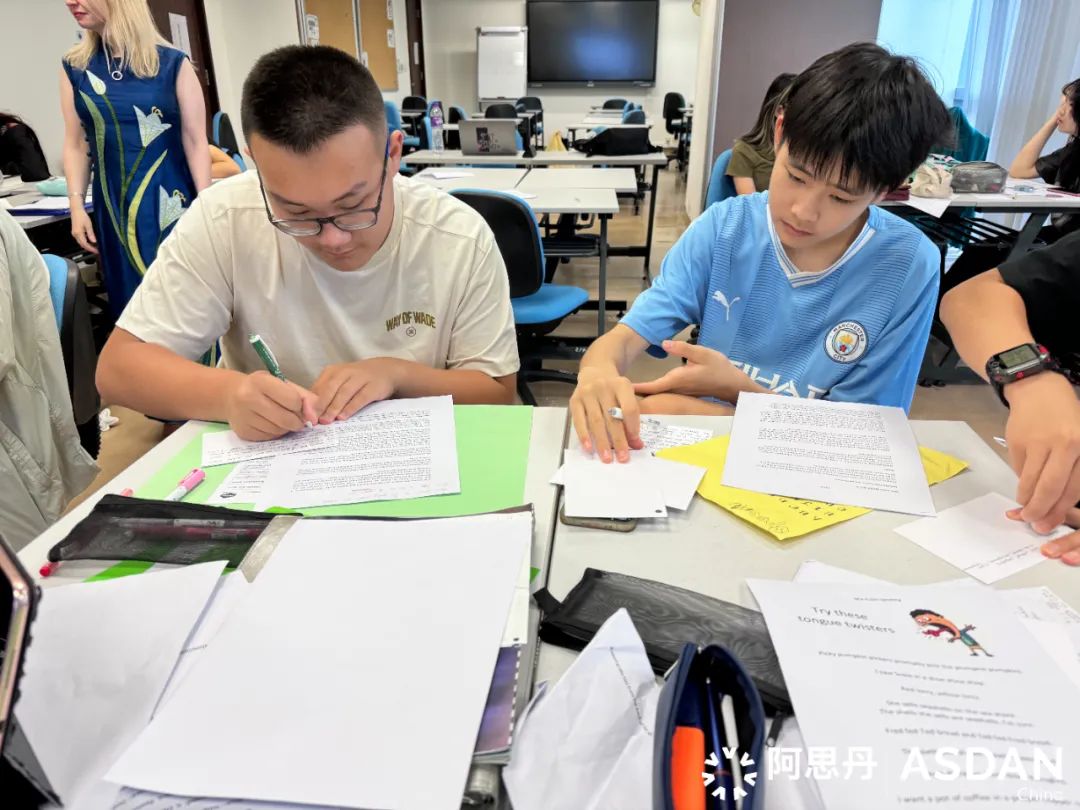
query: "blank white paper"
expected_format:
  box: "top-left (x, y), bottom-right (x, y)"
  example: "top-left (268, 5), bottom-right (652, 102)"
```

top-left (16, 562), bottom-right (226, 808)
top-left (895, 492), bottom-right (1069, 583)
top-left (106, 513), bottom-right (530, 810)
top-left (257, 396), bottom-right (460, 509)
top-left (561, 449), bottom-right (668, 519)
top-left (723, 394), bottom-right (935, 516)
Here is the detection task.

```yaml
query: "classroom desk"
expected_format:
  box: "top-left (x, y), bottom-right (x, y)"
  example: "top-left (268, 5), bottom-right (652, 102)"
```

top-left (516, 167), bottom-right (638, 193)
top-left (413, 166), bottom-right (529, 191)
top-left (19, 406), bottom-right (568, 810)
top-left (881, 186), bottom-right (1080, 257)
top-left (404, 149), bottom-right (668, 278)
top-left (534, 417), bottom-right (1080, 686)
top-left (410, 165), bottom-right (621, 334)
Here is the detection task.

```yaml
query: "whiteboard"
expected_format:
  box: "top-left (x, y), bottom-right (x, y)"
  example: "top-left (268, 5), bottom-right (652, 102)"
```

top-left (477, 26), bottom-right (527, 101)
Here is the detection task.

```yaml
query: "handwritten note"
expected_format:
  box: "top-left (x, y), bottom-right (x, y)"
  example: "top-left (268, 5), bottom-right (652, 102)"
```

top-left (657, 437), bottom-right (967, 540)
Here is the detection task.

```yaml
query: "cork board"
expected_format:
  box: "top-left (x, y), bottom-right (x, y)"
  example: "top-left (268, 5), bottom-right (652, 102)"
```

top-left (304, 0), bottom-right (358, 57)
top-left (359, 0), bottom-right (398, 91)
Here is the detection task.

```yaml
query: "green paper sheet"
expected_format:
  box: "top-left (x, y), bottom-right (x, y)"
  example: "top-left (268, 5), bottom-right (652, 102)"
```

top-left (136, 406), bottom-right (535, 518)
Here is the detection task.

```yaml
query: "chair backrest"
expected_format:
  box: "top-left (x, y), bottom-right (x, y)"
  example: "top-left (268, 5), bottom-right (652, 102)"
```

top-left (603, 98), bottom-right (629, 110)
top-left (622, 109), bottom-right (646, 125)
top-left (231, 153), bottom-right (247, 171)
top-left (705, 149), bottom-right (737, 207)
top-left (663, 92), bottom-right (685, 124)
top-left (448, 105), bottom-right (468, 124)
top-left (517, 96), bottom-right (543, 112)
top-left (211, 111), bottom-right (241, 156)
top-left (418, 115), bottom-right (433, 150)
top-left (450, 191), bottom-right (544, 299)
top-left (402, 95), bottom-right (427, 112)
top-left (39, 253), bottom-right (99, 425)
top-left (41, 253), bottom-right (67, 332)
top-left (485, 103), bottom-right (519, 119)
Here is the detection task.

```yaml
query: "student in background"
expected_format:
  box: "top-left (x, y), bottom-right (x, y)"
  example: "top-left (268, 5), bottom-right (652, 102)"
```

top-left (210, 144), bottom-right (242, 179)
top-left (96, 46), bottom-right (518, 442)
top-left (940, 233), bottom-right (1080, 566)
top-left (943, 78), bottom-right (1080, 293)
top-left (60, 0), bottom-right (211, 316)
top-left (727, 73), bottom-right (795, 194)
top-left (0, 113), bottom-right (51, 181)
top-left (570, 43), bottom-right (952, 462)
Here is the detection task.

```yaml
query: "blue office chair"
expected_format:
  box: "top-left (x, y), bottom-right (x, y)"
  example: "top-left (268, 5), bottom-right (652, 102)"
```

top-left (231, 153), bottom-right (247, 171)
top-left (211, 111), bottom-right (241, 156)
top-left (705, 149), bottom-right (737, 207)
top-left (41, 253), bottom-right (101, 457)
top-left (448, 105), bottom-right (468, 124)
top-left (603, 98), bottom-right (629, 110)
top-left (451, 191), bottom-right (590, 405)
top-left (384, 101), bottom-right (421, 151)
top-left (622, 108), bottom-right (646, 124)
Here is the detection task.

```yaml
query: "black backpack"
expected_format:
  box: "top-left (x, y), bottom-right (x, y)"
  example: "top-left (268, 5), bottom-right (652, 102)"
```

top-left (575, 126), bottom-right (658, 157)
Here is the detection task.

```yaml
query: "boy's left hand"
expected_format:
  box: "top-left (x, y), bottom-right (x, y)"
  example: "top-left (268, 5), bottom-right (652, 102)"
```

top-left (311, 358), bottom-right (401, 424)
top-left (632, 340), bottom-right (765, 402)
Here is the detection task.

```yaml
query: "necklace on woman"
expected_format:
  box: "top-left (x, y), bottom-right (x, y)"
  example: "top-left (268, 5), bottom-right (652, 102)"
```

top-left (107, 48), bottom-right (123, 81)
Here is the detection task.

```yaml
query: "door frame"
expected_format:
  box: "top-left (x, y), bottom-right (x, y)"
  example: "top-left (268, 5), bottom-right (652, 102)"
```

top-left (404, 0), bottom-right (426, 98)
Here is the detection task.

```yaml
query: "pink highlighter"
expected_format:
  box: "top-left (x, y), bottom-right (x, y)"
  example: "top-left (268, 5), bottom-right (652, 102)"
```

top-left (165, 468), bottom-right (206, 502)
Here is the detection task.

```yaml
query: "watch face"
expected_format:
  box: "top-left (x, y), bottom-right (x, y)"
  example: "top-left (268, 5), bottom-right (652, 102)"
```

top-left (1000, 345), bottom-right (1040, 369)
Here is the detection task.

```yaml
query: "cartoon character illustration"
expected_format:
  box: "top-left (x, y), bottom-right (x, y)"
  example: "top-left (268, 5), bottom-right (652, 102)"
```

top-left (909, 609), bottom-right (993, 657)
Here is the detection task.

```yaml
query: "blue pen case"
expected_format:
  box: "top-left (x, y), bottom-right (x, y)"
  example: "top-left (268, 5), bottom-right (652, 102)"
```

top-left (654, 643), bottom-right (767, 810)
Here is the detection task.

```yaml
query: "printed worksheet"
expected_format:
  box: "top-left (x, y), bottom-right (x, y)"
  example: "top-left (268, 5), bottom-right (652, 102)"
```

top-left (723, 394), bottom-right (934, 516)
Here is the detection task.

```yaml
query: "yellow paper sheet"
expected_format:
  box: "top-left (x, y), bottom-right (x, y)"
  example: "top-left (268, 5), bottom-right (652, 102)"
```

top-left (656, 437), bottom-right (968, 541)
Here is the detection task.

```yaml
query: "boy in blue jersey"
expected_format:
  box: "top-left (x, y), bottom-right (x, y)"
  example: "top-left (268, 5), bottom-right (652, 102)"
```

top-left (570, 43), bottom-right (952, 463)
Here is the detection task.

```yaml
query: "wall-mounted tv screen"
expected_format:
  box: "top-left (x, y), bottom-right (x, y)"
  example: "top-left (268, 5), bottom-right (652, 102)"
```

top-left (527, 0), bottom-right (660, 85)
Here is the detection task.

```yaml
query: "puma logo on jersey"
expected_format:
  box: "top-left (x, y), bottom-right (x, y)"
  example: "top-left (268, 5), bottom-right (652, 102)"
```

top-left (712, 289), bottom-right (741, 321)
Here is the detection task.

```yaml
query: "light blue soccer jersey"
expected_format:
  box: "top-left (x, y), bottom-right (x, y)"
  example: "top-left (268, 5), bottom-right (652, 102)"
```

top-left (621, 192), bottom-right (940, 412)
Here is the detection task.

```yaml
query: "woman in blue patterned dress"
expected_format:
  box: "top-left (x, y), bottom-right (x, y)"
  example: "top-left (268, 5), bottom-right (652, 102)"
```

top-left (60, 0), bottom-right (210, 316)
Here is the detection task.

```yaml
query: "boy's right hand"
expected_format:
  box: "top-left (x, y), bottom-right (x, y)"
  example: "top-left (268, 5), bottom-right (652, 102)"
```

top-left (569, 367), bottom-right (645, 463)
top-left (225, 371), bottom-right (321, 441)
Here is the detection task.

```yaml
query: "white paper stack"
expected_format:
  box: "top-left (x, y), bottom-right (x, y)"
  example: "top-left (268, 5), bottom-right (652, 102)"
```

top-left (552, 418), bottom-right (710, 519)
top-left (106, 512), bottom-right (531, 810)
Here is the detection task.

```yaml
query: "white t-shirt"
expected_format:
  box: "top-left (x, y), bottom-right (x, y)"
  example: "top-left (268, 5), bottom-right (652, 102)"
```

top-left (117, 172), bottom-right (520, 388)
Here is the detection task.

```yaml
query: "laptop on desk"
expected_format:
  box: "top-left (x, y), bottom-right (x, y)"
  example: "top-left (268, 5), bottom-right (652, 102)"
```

top-left (460, 120), bottom-right (520, 156)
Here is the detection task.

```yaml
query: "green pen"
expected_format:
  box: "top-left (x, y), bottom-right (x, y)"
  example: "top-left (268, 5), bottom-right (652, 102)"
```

top-left (249, 333), bottom-right (313, 428)
top-left (249, 333), bottom-right (285, 380)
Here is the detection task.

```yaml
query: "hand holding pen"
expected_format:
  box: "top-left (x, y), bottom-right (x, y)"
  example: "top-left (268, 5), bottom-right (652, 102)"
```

top-left (223, 334), bottom-right (320, 442)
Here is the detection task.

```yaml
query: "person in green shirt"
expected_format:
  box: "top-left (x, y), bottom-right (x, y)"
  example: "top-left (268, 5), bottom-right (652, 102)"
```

top-left (727, 73), bottom-right (795, 194)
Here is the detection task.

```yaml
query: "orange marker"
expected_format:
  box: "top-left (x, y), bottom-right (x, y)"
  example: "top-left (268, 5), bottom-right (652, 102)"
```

top-left (672, 725), bottom-right (707, 810)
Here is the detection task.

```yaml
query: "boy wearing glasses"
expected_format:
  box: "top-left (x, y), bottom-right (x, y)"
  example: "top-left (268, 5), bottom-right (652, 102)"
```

top-left (97, 46), bottom-right (518, 441)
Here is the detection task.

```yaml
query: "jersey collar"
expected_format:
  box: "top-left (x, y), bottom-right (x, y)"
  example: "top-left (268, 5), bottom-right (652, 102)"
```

top-left (765, 195), bottom-right (878, 288)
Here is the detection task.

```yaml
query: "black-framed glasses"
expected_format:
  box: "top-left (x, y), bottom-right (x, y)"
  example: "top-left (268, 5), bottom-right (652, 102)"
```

top-left (257, 143), bottom-right (390, 237)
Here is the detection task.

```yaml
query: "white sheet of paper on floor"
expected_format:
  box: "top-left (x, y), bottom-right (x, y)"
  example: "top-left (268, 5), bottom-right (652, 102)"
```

top-left (723, 394), bottom-right (935, 516)
top-left (16, 562), bottom-right (226, 809)
top-left (894, 491), bottom-right (1069, 583)
top-left (106, 512), bottom-right (529, 810)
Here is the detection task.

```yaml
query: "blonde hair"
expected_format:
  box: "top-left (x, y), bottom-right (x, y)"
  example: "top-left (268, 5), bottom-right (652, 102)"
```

top-left (64, 0), bottom-right (170, 79)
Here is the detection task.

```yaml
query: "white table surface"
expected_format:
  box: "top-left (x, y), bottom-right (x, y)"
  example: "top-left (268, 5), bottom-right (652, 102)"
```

top-left (403, 149), bottom-right (667, 168)
top-left (535, 416), bottom-right (1080, 685)
top-left (516, 187), bottom-right (619, 215)
top-left (579, 117), bottom-right (654, 127)
top-left (19, 407), bottom-right (569, 588)
top-left (881, 181), bottom-right (1080, 212)
top-left (413, 167), bottom-right (528, 191)
top-left (517, 167), bottom-right (638, 193)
